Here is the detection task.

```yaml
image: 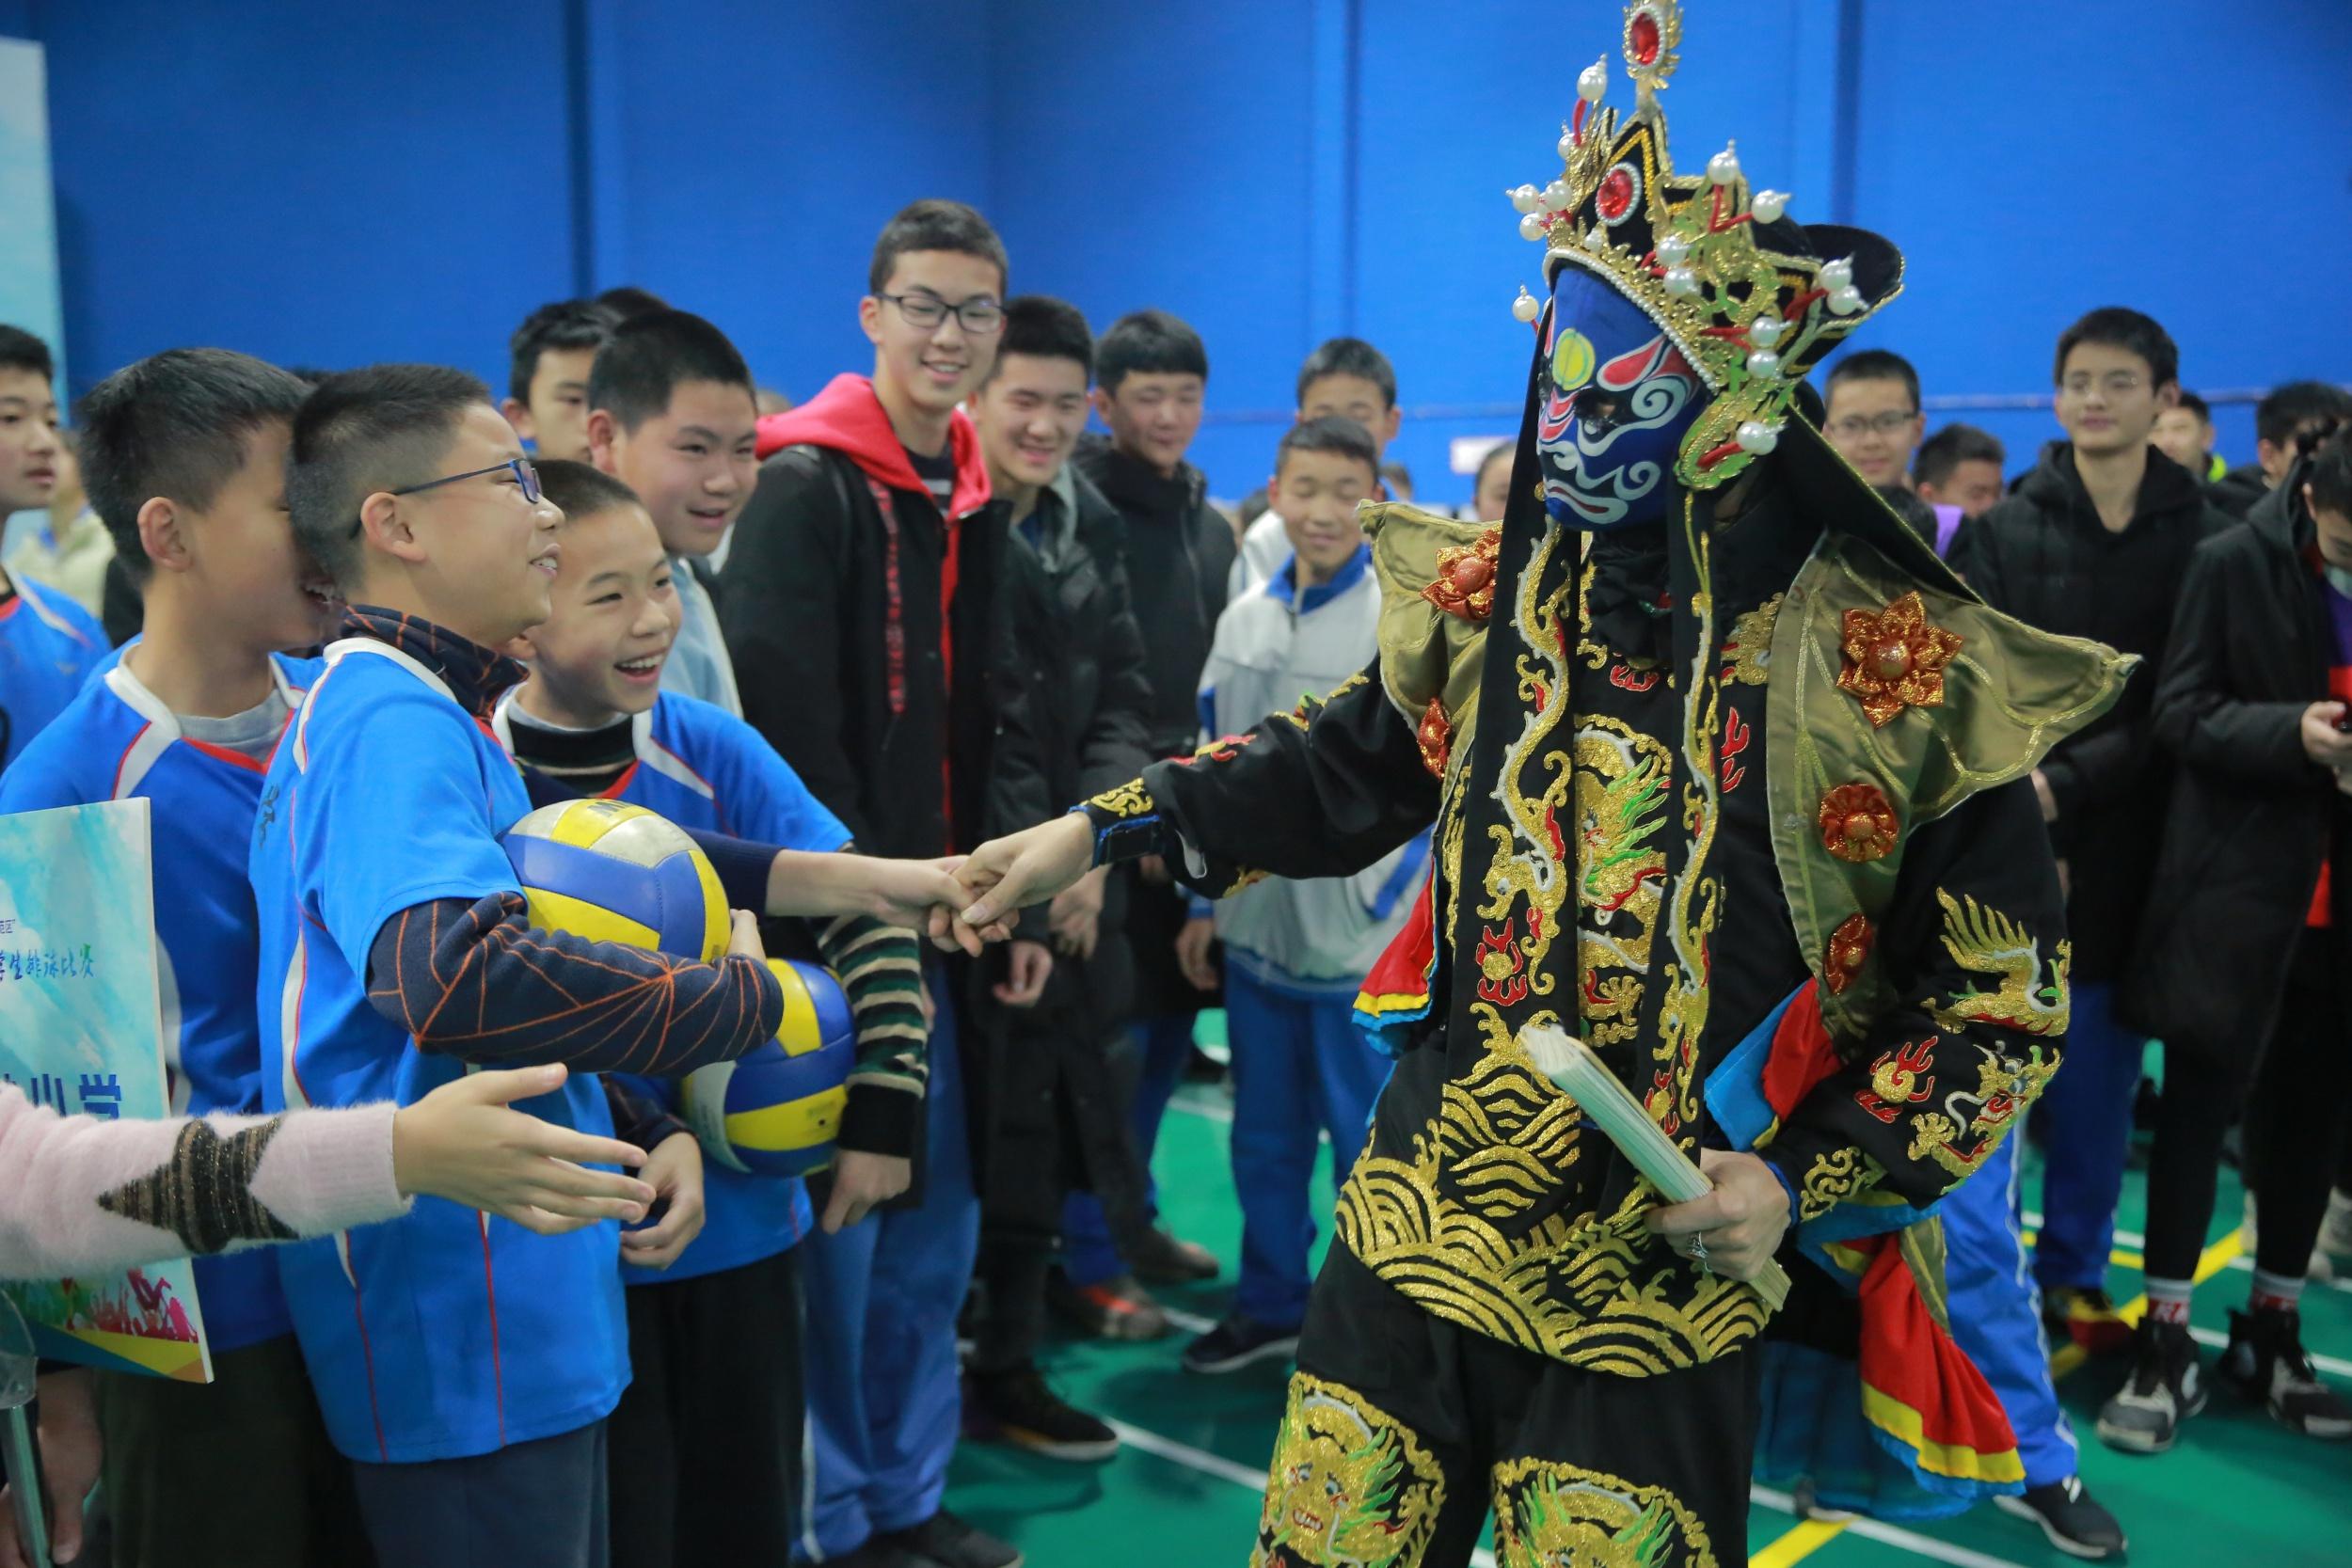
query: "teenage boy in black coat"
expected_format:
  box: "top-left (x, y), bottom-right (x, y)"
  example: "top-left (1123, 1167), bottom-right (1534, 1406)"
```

top-left (2107, 430), bottom-right (2352, 1452)
top-left (1057, 309), bottom-right (1235, 1333)
top-left (1951, 308), bottom-right (2232, 1356)
top-left (719, 199), bottom-right (1024, 1568)
top-left (960, 296), bottom-right (1160, 1462)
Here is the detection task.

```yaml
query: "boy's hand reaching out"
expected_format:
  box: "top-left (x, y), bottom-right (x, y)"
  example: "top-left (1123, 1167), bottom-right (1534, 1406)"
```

top-left (394, 1064), bottom-right (656, 1233)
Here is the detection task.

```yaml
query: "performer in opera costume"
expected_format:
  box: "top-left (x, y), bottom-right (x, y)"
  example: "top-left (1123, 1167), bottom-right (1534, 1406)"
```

top-left (946, 4), bottom-right (2132, 1561)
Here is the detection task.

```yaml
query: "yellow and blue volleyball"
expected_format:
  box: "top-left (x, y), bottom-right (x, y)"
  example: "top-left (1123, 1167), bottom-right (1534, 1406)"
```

top-left (501, 799), bottom-right (728, 962)
top-left (679, 958), bottom-right (855, 1177)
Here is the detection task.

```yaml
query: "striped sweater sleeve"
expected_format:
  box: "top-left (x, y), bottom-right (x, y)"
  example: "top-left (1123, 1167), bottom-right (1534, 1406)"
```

top-left (367, 893), bottom-right (785, 1075)
top-left (814, 913), bottom-right (930, 1159)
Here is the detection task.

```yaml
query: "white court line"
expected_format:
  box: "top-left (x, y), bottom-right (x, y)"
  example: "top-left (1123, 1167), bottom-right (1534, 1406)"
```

top-left (2020, 1210), bottom-right (2352, 1297)
top-left (1160, 1304), bottom-right (1219, 1336)
top-left (1170, 1088), bottom-right (1232, 1124)
top-left (1107, 1417), bottom-right (2028, 1568)
top-left (1750, 1487), bottom-right (2031, 1568)
top-left (2185, 1323), bottom-right (2352, 1380)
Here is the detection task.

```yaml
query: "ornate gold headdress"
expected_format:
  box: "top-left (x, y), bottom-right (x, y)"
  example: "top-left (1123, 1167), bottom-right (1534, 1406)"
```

top-left (1504, 0), bottom-right (1903, 489)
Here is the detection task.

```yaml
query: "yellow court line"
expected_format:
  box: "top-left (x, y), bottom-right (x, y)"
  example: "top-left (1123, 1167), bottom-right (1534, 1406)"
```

top-left (1748, 1516), bottom-right (1851, 1568)
top-left (2048, 1227), bottom-right (2244, 1380)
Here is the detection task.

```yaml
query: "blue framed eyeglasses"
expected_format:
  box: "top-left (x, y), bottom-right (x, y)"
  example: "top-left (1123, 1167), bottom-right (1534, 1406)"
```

top-left (349, 458), bottom-right (541, 536)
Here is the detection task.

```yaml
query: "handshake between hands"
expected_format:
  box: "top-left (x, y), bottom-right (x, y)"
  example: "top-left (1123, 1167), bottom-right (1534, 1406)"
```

top-left (912, 814), bottom-right (1104, 958)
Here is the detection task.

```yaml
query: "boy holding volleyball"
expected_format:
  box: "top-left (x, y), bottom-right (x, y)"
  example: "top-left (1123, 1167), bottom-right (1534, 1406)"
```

top-left (253, 364), bottom-right (788, 1568)
top-left (501, 458), bottom-right (943, 1567)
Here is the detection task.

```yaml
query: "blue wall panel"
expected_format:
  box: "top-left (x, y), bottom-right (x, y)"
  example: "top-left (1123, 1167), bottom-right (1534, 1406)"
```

top-left (31, 0), bottom-right (576, 397)
top-left (985, 0), bottom-right (1318, 491)
top-left (4, 0), bottom-right (2345, 500)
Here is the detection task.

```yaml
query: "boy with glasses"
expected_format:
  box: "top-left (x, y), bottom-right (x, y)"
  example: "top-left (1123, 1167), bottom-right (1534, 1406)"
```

top-left (585, 309), bottom-right (759, 716)
top-left (1953, 308), bottom-right (2233, 1362)
top-left (254, 363), bottom-right (786, 1568)
top-left (1822, 348), bottom-right (1927, 490)
top-left (722, 199), bottom-right (1025, 1568)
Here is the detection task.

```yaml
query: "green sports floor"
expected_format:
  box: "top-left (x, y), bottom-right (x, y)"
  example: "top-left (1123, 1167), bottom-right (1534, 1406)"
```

top-left (941, 1027), bottom-right (2352, 1567)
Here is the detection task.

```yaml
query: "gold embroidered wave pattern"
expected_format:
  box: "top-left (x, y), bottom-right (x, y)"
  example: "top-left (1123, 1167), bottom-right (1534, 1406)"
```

top-left (1335, 1053), bottom-right (1769, 1374)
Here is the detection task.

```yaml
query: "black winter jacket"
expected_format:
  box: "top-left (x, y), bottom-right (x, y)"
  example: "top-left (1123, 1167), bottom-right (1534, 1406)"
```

top-left (966, 468), bottom-right (1157, 1244)
top-left (2124, 469), bottom-right (2349, 1072)
top-left (722, 431), bottom-right (1016, 862)
top-left (1951, 445), bottom-right (2233, 980)
top-left (2208, 461), bottom-right (2272, 520)
top-left (1072, 436), bottom-right (1238, 1015)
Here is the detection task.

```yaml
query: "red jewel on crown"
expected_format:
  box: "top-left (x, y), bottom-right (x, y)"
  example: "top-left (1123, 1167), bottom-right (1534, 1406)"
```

top-left (1596, 166), bottom-right (1635, 222)
top-left (1629, 8), bottom-right (1661, 65)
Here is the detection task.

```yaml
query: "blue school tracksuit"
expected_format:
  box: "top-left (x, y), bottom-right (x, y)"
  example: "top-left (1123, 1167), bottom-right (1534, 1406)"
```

top-left (0, 572), bottom-right (105, 774)
top-left (251, 639), bottom-right (628, 1467)
top-left (0, 651), bottom-right (314, 1351)
top-left (1940, 1127), bottom-right (2080, 1487)
top-left (1196, 545), bottom-right (1425, 1331)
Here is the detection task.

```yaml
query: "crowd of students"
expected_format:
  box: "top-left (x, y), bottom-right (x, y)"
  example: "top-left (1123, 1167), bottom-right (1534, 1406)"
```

top-left (0, 197), bottom-right (2346, 1568)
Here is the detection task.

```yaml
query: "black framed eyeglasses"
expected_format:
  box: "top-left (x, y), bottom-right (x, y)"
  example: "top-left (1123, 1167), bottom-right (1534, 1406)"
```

top-left (877, 292), bottom-right (1006, 335)
top-left (349, 458), bottom-right (541, 536)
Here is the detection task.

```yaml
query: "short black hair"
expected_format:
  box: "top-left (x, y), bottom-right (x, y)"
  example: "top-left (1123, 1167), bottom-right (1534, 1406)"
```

top-left (1296, 338), bottom-right (1396, 409)
top-left (1826, 349), bottom-right (1920, 412)
top-left (509, 299), bottom-right (620, 404)
top-left (284, 366), bottom-right (337, 387)
top-left (1877, 483), bottom-right (1938, 534)
top-left (2053, 307), bottom-right (2178, 389)
top-left (2172, 389), bottom-right (2212, 424)
top-left (1474, 439), bottom-right (1515, 489)
top-left (585, 309), bottom-right (755, 434)
top-left (1380, 460), bottom-right (1412, 491)
top-left (534, 457), bottom-right (644, 524)
top-left (2308, 430), bottom-right (2352, 520)
top-left (288, 364), bottom-right (491, 591)
top-left (1097, 309), bottom-right (1209, 396)
top-left (0, 325), bottom-right (52, 382)
top-left (2256, 380), bottom-right (2352, 449)
top-left (867, 199), bottom-right (1008, 296)
top-left (992, 295), bottom-right (1092, 382)
top-left (594, 286), bottom-right (671, 323)
top-left (1914, 422), bottom-right (2005, 489)
top-left (76, 349), bottom-right (311, 584)
top-left (1275, 414), bottom-right (1378, 479)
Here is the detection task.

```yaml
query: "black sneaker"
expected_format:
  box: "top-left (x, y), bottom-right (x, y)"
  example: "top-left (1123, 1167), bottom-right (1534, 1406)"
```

top-left (1044, 1269), bottom-right (1170, 1341)
top-left (881, 1509), bottom-right (1023, 1568)
top-left (1994, 1476), bottom-right (2128, 1560)
top-left (2095, 1318), bottom-right (2206, 1453)
top-left (1182, 1313), bottom-right (1301, 1374)
top-left (2217, 1306), bottom-right (2352, 1439)
top-left (831, 1543), bottom-right (952, 1568)
top-left (1131, 1224), bottom-right (1220, 1285)
top-left (965, 1364), bottom-right (1120, 1463)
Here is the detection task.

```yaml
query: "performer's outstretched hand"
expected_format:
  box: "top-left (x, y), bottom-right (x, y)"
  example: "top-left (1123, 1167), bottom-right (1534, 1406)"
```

top-left (1645, 1148), bottom-right (1791, 1283)
top-left (931, 814), bottom-right (1098, 953)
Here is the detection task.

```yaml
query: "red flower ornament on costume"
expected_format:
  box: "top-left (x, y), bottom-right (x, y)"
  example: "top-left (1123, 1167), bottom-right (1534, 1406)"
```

top-left (1819, 784), bottom-right (1899, 864)
top-left (1823, 913), bottom-right (1873, 995)
top-left (1418, 699), bottom-right (1453, 779)
top-left (1836, 592), bottom-right (1963, 729)
top-left (1422, 528), bottom-right (1502, 623)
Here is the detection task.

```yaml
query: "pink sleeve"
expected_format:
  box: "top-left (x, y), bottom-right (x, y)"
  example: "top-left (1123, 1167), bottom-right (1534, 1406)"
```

top-left (0, 1083), bottom-right (410, 1280)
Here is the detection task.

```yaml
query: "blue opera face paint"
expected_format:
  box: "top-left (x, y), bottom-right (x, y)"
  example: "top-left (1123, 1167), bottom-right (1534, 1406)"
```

top-left (1534, 264), bottom-right (1709, 531)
